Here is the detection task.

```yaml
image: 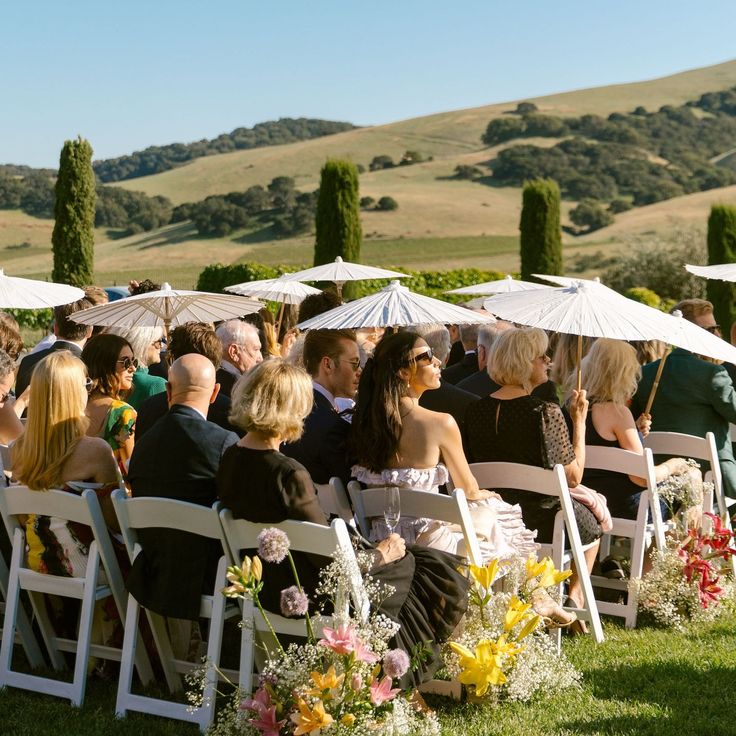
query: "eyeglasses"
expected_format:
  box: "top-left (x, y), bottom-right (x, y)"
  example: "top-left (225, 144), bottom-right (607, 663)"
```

top-left (537, 354), bottom-right (552, 364)
top-left (705, 324), bottom-right (721, 334)
top-left (116, 356), bottom-right (140, 371)
top-left (335, 358), bottom-right (361, 372)
top-left (409, 348), bottom-right (434, 365)
top-left (0, 390), bottom-right (11, 403)
top-left (84, 377), bottom-right (93, 392)
top-left (152, 339), bottom-right (166, 349)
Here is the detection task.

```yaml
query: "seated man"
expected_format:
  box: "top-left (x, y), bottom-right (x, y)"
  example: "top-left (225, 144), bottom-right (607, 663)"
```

top-left (281, 329), bottom-right (357, 486)
top-left (441, 323), bottom-right (479, 384)
top-left (126, 354), bottom-right (239, 639)
top-left (631, 298), bottom-right (736, 499)
top-left (214, 320), bottom-right (262, 397)
top-left (136, 322), bottom-right (239, 437)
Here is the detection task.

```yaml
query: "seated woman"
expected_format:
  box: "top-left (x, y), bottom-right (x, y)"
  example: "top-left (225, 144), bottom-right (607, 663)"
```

top-left (11, 351), bottom-right (120, 577)
top-left (465, 327), bottom-right (608, 624)
top-left (105, 326), bottom-right (167, 410)
top-left (569, 338), bottom-right (695, 521)
top-left (82, 334), bottom-right (138, 480)
top-left (217, 359), bottom-right (470, 687)
top-left (350, 331), bottom-right (538, 562)
top-left (0, 348), bottom-right (26, 446)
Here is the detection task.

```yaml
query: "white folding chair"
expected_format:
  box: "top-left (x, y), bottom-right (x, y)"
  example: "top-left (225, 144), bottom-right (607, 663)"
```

top-left (217, 511), bottom-right (368, 695)
top-left (584, 446), bottom-right (666, 628)
top-left (314, 476), bottom-right (355, 525)
top-left (469, 462), bottom-right (604, 644)
top-left (0, 485), bottom-right (153, 706)
top-left (643, 430), bottom-right (736, 576)
top-left (346, 483), bottom-right (484, 567)
top-left (112, 491), bottom-right (237, 732)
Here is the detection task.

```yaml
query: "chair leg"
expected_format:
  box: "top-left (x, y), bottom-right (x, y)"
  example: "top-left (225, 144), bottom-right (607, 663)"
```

top-left (145, 610), bottom-right (182, 693)
top-left (115, 594), bottom-right (140, 719)
top-left (239, 598), bottom-right (255, 694)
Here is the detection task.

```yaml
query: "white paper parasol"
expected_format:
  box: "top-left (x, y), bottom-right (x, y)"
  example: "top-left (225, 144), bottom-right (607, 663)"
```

top-left (685, 263), bottom-right (736, 281)
top-left (68, 282), bottom-right (262, 337)
top-left (0, 269), bottom-right (85, 308)
top-left (532, 274), bottom-right (601, 287)
top-left (298, 280), bottom-right (496, 329)
top-left (282, 257), bottom-right (407, 297)
top-left (224, 275), bottom-right (320, 305)
top-left (446, 275), bottom-right (548, 295)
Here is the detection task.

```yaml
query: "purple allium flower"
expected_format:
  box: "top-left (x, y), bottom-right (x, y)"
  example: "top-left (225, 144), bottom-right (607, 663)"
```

top-left (382, 648), bottom-right (410, 679)
top-left (257, 527), bottom-right (290, 564)
top-left (280, 585), bottom-right (309, 617)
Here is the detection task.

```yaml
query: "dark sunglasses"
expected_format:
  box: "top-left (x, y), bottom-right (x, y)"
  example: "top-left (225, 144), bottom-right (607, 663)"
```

top-left (408, 348), bottom-right (434, 365)
top-left (116, 356), bottom-right (140, 371)
top-left (84, 377), bottom-right (93, 392)
top-left (705, 324), bottom-right (721, 334)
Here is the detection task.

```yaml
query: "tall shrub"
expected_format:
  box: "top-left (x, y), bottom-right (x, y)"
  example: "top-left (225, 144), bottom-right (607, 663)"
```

top-left (519, 178), bottom-right (562, 281)
top-left (314, 159), bottom-right (362, 298)
top-left (52, 136), bottom-right (96, 286)
top-left (706, 204), bottom-right (736, 337)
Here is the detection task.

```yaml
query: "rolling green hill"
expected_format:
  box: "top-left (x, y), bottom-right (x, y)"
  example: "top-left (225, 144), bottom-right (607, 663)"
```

top-left (4, 59), bottom-right (736, 288)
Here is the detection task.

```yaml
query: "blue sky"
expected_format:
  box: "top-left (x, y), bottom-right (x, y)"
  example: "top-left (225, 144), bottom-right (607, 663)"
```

top-left (3, 0), bottom-right (735, 168)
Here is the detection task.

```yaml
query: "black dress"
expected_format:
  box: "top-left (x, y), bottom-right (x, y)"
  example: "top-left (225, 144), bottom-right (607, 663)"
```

top-left (216, 445), bottom-right (470, 687)
top-left (465, 395), bottom-right (602, 544)
top-left (581, 412), bottom-right (661, 520)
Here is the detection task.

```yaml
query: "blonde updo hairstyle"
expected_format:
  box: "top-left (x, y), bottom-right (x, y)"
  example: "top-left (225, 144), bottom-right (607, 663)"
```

top-left (489, 327), bottom-right (548, 393)
top-left (12, 352), bottom-right (90, 490)
top-left (229, 359), bottom-right (313, 442)
top-left (572, 338), bottom-right (641, 406)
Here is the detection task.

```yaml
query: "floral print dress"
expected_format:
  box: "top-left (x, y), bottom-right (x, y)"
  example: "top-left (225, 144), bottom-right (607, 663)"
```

top-left (102, 399), bottom-right (136, 480)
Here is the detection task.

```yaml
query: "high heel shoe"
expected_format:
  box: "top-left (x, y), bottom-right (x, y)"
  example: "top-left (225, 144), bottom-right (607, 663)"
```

top-left (531, 590), bottom-right (577, 629)
top-left (563, 596), bottom-right (588, 635)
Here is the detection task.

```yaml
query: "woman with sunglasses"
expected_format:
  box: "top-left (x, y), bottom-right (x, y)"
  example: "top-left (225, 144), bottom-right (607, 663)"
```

top-left (82, 333), bottom-right (138, 480)
top-left (105, 326), bottom-right (167, 409)
top-left (350, 330), bottom-right (538, 563)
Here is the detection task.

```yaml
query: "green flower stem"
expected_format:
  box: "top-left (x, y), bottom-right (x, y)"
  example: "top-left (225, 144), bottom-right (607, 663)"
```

top-left (287, 550), bottom-right (316, 642)
top-left (251, 592), bottom-right (286, 657)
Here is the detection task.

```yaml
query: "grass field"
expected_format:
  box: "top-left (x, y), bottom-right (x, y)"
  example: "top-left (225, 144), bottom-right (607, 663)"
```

top-left (1, 613), bottom-right (734, 735)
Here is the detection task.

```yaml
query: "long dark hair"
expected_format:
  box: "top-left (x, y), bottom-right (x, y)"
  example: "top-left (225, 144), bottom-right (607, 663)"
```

top-left (350, 330), bottom-right (419, 472)
top-left (82, 333), bottom-right (132, 398)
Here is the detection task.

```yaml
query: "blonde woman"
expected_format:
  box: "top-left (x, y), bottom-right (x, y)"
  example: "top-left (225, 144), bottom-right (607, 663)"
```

top-left (217, 359), bottom-right (471, 687)
top-left (550, 333), bottom-right (596, 388)
top-left (11, 352), bottom-right (120, 577)
top-left (105, 325), bottom-right (166, 409)
top-left (569, 338), bottom-right (693, 520)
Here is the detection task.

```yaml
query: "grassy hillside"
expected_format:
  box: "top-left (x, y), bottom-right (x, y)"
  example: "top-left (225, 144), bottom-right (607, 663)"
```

top-left (115, 60), bottom-right (736, 205)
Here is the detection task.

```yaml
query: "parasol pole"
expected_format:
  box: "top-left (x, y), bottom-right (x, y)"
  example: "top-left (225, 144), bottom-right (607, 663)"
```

top-left (275, 301), bottom-right (286, 338)
top-left (644, 346), bottom-right (672, 416)
top-left (576, 333), bottom-right (583, 392)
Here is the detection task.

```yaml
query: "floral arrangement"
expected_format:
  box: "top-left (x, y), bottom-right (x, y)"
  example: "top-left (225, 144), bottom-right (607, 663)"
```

top-left (444, 557), bottom-right (581, 702)
top-left (208, 527), bottom-right (440, 736)
top-left (637, 512), bottom-right (736, 629)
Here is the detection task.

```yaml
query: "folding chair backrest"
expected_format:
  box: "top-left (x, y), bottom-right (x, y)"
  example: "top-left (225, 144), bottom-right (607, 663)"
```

top-left (218, 510), bottom-right (368, 621)
top-left (314, 477), bottom-right (354, 523)
top-left (111, 490), bottom-right (224, 562)
top-left (469, 461), bottom-right (568, 498)
top-left (0, 444), bottom-right (11, 473)
top-left (346, 483), bottom-right (484, 566)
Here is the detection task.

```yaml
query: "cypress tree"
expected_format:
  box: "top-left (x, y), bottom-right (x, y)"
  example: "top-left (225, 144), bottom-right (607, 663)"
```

top-left (706, 204), bottom-right (736, 338)
top-left (519, 178), bottom-right (563, 281)
top-left (314, 159), bottom-right (362, 298)
top-left (52, 136), bottom-right (95, 286)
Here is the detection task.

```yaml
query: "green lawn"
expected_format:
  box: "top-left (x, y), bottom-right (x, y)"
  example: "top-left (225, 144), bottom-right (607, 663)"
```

top-left (1, 613), bottom-right (734, 735)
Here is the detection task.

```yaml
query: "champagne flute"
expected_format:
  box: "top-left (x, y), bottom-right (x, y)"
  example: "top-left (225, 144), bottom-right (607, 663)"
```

top-left (384, 485), bottom-right (401, 535)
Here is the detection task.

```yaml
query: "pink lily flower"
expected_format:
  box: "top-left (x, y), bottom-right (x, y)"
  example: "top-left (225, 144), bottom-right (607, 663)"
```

top-left (241, 687), bottom-right (271, 712)
top-left (352, 635), bottom-right (379, 664)
top-left (369, 676), bottom-right (401, 706)
top-left (249, 707), bottom-right (286, 736)
top-left (318, 624), bottom-right (356, 655)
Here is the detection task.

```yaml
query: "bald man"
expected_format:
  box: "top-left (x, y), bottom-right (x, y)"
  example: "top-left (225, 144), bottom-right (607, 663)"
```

top-left (127, 354), bottom-right (239, 630)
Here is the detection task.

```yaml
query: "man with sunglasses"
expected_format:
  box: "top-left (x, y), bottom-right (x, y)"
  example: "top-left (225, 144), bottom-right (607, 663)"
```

top-left (631, 298), bottom-right (736, 499)
top-left (281, 329), bottom-right (359, 486)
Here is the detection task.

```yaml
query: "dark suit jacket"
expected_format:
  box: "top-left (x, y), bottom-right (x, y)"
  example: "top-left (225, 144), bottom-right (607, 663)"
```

top-left (135, 390), bottom-right (240, 438)
top-left (281, 389), bottom-right (352, 486)
top-left (446, 340), bottom-right (464, 367)
top-left (457, 370), bottom-right (560, 404)
top-left (215, 366), bottom-right (239, 398)
top-left (631, 348), bottom-right (736, 498)
top-left (126, 404), bottom-right (239, 619)
top-left (419, 380), bottom-right (478, 433)
top-left (16, 340), bottom-right (83, 396)
top-left (441, 351), bottom-right (479, 385)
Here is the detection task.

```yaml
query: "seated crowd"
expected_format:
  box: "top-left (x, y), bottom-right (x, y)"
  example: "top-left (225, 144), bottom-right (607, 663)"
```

top-left (0, 284), bottom-right (732, 689)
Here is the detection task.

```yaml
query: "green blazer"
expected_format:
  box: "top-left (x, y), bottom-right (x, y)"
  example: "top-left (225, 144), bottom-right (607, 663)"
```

top-left (631, 348), bottom-right (736, 498)
top-left (127, 366), bottom-right (167, 411)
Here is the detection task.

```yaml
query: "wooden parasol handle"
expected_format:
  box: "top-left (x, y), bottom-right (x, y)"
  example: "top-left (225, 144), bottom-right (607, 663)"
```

top-left (576, 333), bottom-right (583, 392)
top-left (644, 348), bottom-right (670, 416)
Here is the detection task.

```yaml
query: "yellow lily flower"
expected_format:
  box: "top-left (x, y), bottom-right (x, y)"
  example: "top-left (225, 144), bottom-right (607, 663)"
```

top-left (251, 555), bottom-right (263, 582)
top-left (340, 714), bottom-right (356, 726)
top-left (526, 557), bottom-right (572, 588)
top-left (494, 633), bottom-right (524, 658)
top-left (308, 665), bottom-right (345, 698)
top-left (291, 698), bottom-right (334, 736)
top-left (468, 558), bottom-right (499, 592)
top-left (449, 639), bottom-right (506, 695)
top-left (516, 613), bottom-right (542, 641)
top-left (503, 596), bottom-right (533, 631)
top-left (525, 557), bottom-right (546, 581)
